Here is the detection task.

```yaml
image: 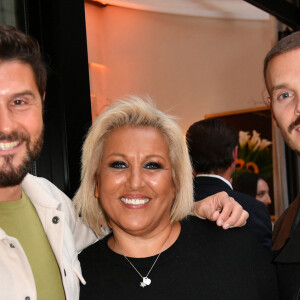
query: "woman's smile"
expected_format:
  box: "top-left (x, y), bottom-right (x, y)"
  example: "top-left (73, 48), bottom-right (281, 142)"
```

top-left (120, 194), bottom-right (150, 207)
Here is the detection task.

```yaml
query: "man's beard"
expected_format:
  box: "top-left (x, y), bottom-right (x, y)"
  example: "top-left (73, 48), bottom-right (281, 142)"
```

top-left (0, 129), bottom-right (44, 187)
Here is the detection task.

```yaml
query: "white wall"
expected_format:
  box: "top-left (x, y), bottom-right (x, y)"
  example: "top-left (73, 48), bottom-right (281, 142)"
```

top-left (85, 3), bottom-right (276, 132)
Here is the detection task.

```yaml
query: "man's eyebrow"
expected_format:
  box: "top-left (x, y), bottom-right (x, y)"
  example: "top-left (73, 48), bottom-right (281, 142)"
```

top-left (271, 84), bottom-right (291, 93)
top-left (11, 90), bottom-right (36, 98)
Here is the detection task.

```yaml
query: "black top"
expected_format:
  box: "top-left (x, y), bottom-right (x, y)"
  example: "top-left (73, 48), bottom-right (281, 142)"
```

top-left (273, 192), bottom-right (300, 300)
top-left (79, 216), bottom-right (278, 300)
top-left (193, 176), bottom-right (272, 252)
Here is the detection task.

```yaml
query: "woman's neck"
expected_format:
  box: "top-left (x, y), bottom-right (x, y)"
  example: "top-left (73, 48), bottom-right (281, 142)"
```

top-left (108, 221), bottom-right (181, 258)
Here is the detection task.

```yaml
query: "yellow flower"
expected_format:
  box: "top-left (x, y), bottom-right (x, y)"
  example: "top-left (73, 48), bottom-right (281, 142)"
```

top-left (236, 159), bottom-right (245, 170)
top-left (246, 162), bottom-right (259, 174)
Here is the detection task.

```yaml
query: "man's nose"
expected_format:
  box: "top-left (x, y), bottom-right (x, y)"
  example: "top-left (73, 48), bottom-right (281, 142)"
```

top-left (266, 193), bottom-right (272, 205)
top-left (295, 96), bottom-right (300, 115)
top-left (0, 106), bottom-right (16, 134)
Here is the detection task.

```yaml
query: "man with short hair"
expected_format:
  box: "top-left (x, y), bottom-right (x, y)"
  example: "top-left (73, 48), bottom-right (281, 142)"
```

top-left (0, 25), bottom-right (248, 299)
top-left (0, 25), bottom-right (97, 300)
top-left (264, 31), bottom-right (300, 300)
top-left (186, 118), bottom-right (273, 252)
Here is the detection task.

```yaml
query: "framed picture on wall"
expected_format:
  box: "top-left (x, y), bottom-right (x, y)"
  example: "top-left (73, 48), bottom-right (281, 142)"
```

top-left (205, 107), bottom-right (274, 217)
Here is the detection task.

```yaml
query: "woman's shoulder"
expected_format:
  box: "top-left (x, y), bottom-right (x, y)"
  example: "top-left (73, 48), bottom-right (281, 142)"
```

top-left (181, 215), bottom-right (243, 234)
top-left (180, 216), bottom-right (272, 273)
top-left (182, 215), bottom-right (246, 234)
top-left (181, 216), bottom-right (264, 251)
top-left (79, 234), bottom-right (110, 263)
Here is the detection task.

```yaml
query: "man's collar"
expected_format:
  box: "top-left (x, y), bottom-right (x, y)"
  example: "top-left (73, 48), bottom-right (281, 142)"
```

top-left (22, 174), bottom-right (61, 209)
top-left (196, 174), bottom-right (233, 190)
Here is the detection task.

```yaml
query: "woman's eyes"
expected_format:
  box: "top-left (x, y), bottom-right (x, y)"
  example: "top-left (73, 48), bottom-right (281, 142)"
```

top-left (109, 161), bottom-right (163, 169)
top-left (256, 191), bottom-right (268, 198)
top-left (109, 161), bottom-right (128, 169)
top-left (143, 162), bottom-right (163, 169)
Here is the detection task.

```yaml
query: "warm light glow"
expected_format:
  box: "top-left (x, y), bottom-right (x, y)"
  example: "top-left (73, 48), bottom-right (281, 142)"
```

top-left (89, 62), bottom-right (107, 70)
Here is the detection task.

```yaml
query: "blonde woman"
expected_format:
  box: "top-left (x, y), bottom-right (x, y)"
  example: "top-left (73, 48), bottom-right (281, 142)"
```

top-left (75, 97), bottom-right (278, 299)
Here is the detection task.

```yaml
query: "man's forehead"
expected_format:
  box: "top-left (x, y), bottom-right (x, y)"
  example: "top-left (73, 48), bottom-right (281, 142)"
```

top-left (0, 60), bottom-right (41, 99)
top-left (268, 48), bottom-right (300, 70)
top-left (0, 59), bottom-right (34, 74)
top-left (266, 48), bottom-right (300, 92)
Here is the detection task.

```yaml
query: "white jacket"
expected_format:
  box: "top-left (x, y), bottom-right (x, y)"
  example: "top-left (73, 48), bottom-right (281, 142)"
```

top-left (0, 174), bottom-right (97, 300)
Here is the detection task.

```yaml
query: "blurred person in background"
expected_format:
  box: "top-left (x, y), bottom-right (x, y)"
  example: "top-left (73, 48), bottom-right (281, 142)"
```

top-left (234, 172), bottom-right (272, 206)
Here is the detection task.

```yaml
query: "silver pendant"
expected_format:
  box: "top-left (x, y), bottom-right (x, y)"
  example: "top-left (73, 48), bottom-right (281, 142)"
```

top-left (140, 277), bottom-right (151, 287)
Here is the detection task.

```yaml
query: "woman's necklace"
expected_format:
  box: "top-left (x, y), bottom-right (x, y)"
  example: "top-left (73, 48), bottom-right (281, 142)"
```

top-left (114, 231), bottom-right (171, 288)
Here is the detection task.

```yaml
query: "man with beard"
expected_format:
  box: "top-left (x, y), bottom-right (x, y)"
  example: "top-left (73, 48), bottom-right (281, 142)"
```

top-left (265, 31), bottom-right (300, 299)
top-left (0, 25), bottom-right (249, 299)
top-left (0, 25), bottom-right (97, 300)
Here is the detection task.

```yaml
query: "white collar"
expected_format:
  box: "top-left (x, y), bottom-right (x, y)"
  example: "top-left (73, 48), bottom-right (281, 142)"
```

top-left (196, 174), bottom-right (233, 190)
top-left (22, 173), bottom-right (62, 209)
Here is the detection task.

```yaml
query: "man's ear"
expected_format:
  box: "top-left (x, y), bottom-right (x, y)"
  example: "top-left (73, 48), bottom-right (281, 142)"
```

top-left (267, 96), bottom-right (278, 127)
top-left (233, 145), bottom-right (238, 161)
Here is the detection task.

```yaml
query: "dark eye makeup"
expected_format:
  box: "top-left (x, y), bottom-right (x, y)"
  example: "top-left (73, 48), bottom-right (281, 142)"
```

top-left (109, 160), bottom-right (163, 170)
top-left (143, 162), bottom-right (163, 169)
top-left (109, 161), bottom-right (128, 169)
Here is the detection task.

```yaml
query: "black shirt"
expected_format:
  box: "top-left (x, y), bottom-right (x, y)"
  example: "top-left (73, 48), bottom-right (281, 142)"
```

top-left (79, 216), bottom-right (278, 300)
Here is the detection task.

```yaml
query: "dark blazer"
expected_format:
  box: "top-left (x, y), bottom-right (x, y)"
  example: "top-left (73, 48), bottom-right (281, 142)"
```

top-left (194, 176), bottom-right (272, 253)
top-left (272, 192), bottom-right (300, 300)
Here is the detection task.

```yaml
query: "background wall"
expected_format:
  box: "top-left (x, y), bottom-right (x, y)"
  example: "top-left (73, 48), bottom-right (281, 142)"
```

top-left (85, 2), bottom-right (276, 132)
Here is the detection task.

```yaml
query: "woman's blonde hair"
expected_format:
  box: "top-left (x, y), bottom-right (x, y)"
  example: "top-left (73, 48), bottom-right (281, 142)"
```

top-left (74, 96), bottom-right (193, 237)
